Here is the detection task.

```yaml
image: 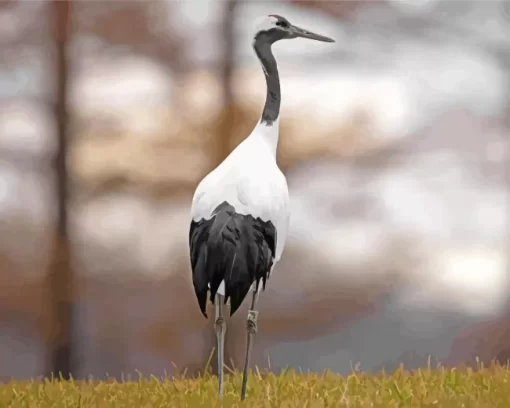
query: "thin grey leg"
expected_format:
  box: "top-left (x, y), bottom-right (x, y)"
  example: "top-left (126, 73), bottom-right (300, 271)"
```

top-left (214, 293), bottom-right (226, 398)
top-left (240, 288), bottom-right (259, 401)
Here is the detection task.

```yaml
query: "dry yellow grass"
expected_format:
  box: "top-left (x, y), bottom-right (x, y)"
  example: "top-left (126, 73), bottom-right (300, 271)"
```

top-left (2, 361), bottom-right (510, 407)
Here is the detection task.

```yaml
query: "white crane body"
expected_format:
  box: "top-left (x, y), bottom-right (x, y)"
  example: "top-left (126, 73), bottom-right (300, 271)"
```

top-left (187, 14), bottom-right (334, 400)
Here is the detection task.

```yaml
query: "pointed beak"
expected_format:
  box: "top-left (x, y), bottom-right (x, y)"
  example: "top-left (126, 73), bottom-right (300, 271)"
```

top-left (289, 24), bottom-right (335, 43)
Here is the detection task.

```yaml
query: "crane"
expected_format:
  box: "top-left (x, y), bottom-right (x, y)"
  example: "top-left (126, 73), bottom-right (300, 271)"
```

top-left (189, 14), bottom-right (334, 400)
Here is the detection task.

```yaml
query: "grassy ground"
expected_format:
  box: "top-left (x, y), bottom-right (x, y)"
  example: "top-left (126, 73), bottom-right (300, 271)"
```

top-left (2, 362), bottom-right (510, 407)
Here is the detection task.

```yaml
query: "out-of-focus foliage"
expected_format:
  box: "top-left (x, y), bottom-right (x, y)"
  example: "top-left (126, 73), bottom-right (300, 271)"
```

top-left (74, 2), bottom-right (187, 74)
top-left (0, 0), bottom-right (509, 384)
top-left (291, 0), bottom-right (385, 19)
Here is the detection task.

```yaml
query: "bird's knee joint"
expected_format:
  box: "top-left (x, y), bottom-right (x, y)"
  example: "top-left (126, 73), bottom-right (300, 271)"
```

top-left (246, 310), bottom-right (259, 334)
top-left (215, 316), bottom-right (226, 333)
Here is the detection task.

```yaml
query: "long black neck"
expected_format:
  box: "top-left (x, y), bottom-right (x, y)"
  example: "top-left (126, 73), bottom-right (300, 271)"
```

top-left (253, 40), bottom-right (281, 126)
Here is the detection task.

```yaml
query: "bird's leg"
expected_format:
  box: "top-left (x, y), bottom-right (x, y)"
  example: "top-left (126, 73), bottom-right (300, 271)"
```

top-left (240, 288), bottom-right (259, 401)
top-left (214, 293), bottom-right (226, 398)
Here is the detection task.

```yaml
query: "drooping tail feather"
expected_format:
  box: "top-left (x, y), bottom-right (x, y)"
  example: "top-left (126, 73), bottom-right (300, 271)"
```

top-left (189, 201), bottom-right (276, 317)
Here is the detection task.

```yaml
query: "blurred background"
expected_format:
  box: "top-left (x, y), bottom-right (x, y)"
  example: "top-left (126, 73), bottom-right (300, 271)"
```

top-left (0, 0), bottom-right (509, 381)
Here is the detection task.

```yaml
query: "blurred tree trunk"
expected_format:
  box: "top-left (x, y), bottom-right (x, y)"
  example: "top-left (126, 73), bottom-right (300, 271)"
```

top-left (215, 0), bottom-right (237, 166)
top-left (216, 0), bottom-right (237, 372)
top-left (220, 0), bottom-right (236, 108)
top-left (47, 0), bottom-right (76, 380)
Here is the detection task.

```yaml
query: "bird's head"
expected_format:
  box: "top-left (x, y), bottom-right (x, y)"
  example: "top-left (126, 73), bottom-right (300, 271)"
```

top-left (253, 14), bottom-right (335, 45)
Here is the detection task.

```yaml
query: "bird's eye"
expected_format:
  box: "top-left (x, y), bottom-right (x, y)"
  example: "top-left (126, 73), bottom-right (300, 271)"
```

top-left (276, 21), bottom-right (289, 28)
